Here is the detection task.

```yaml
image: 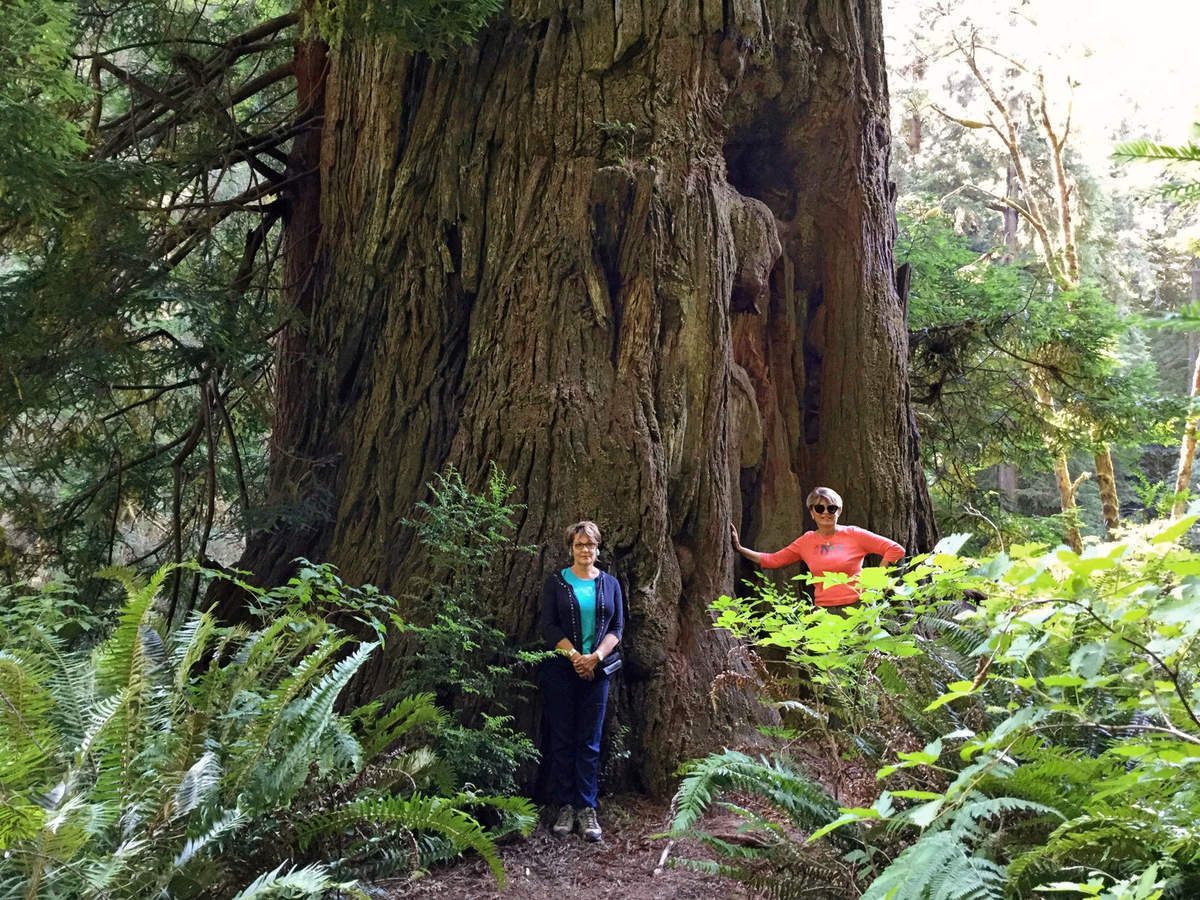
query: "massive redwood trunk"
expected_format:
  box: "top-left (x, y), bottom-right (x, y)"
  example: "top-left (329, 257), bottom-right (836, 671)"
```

top-left (234, 0), bottom-right (935, 792)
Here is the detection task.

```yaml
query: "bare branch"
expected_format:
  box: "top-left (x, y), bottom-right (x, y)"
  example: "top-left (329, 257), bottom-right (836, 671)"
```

top-left (97, 13), bottom-right (299, 158)
top-left (951, 32), bottom-right (1069, 289)
top-left (101, 377), bottom-right (204, 422)
top-left (95, 55), bottom-right (179, 107)
top-left (1036, 71), bottom-right (1079, 286)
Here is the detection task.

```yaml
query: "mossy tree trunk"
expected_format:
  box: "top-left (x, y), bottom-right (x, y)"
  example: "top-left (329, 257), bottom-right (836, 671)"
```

top-left (226, 0), bottom-right (935, 792)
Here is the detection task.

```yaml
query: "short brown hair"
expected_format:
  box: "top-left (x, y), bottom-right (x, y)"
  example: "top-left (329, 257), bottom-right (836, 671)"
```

top-left (563, 520), bottom-right (601, 551)
top-left (805, 486), bottom-right (843, 509)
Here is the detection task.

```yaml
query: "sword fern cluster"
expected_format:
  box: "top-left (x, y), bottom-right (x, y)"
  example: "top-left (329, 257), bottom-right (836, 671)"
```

top-left (0, 562), bottom-right (534, 898)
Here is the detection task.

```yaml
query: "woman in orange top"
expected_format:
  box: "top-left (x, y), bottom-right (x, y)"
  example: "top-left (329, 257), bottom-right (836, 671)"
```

top-left (730, 486), bottom-right (904, 611)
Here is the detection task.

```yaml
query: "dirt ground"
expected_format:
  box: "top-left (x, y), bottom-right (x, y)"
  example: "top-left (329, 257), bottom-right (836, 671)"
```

top-left (370, 795), bottom-right (752, 899)
top-left (368, 725), bottom-right (902, 898)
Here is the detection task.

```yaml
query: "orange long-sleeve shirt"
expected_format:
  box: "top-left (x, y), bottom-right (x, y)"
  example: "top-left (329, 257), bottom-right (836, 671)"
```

top-left (759, 525), bottom-right (904, 607)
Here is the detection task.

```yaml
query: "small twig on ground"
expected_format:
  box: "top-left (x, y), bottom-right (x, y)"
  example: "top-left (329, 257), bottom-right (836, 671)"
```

top-left (653, 838), bottom-right (675, 876)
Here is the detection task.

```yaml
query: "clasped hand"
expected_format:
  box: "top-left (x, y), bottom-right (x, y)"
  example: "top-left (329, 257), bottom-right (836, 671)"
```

top-left (573, 652), bottom-right (599, 681)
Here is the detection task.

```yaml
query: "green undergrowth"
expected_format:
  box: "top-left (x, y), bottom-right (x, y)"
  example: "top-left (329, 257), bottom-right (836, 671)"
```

top-left (671, 514), bottom-right (1200, 899)
top-left (0, 561), bottom-right (535, 898)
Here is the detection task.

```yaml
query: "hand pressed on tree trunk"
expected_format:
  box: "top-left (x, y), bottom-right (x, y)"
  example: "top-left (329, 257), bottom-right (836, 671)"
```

top-left (733, 487), bottom-right (904, 608)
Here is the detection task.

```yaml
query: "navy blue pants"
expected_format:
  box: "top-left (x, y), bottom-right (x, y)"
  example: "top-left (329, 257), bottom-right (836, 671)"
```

top-left (539, 657), bottom-right (609, 809)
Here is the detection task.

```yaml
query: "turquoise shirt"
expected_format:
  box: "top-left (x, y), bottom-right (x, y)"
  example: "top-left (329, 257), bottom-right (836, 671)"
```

top-left (562, 568), bottom-right (597, 654)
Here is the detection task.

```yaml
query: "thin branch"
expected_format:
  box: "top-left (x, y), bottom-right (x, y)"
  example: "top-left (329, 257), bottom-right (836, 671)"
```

top-left (152, 179), bottom-right (296, 270)
top-left (100, 377), bottom-right (204, 422)
top-left (962, 184), bottom-right (1039, 227)
top-left (215, 383), bottom-right (250, 515)
top-left (952, 31), bottom-right (1068, 289)
top-left (107, 449), bottom-right (122, 566)
top-left (188, 378), bottom-right (220, 616)
top-left (96, 13), bottom-right (299, 158)
top-left (1036, 71), bottom-right (1079, 286)
top-left (74, 36), bottom-right (288, 60)
top-left (979, 323), bottom-right (1072, 388)
top-left (125, 328), bottom-right (191, 351)
top-left (167, 411), bottom-right (206, 624)
top-left (1070, 601), bottom-right (1200, 735)
top-left (88, 57), bottom-right (104, 138)
top-left (59, 423), bottom-right (202, 522)
top-left (126, 536), bottom-right (174, 567)
top-left (101, 60), bottom-right (296, 159)
top-left (94, 55), bottom-right (179, 107)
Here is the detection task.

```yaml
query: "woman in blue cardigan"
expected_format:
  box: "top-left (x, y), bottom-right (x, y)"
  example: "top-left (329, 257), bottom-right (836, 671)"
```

top-left (538, 520), bottom-right (624, 842)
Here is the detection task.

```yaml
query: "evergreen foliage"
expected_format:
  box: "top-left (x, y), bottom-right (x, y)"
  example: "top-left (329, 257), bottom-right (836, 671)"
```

top-left (901, 205), bottom-right (1173, 544)
top-left (0, 0), bottom-right (503, 600)
top-left (0, 561), bottom-right (534, 897)
top-left (389, 464), bottom-right (545, 794)
top-left (1114, 133), bottom-right (1200, 205)
top-left (307, 0), bottom-right (503, 47)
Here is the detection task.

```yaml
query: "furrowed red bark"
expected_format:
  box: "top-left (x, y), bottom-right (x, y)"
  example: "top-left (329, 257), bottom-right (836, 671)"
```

top-left (230, 0), bottom-right (935, 792)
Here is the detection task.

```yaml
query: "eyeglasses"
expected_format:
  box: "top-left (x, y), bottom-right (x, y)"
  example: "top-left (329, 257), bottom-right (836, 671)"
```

top-left (573, 542), bottom-right (598, 550)
top-left (810, 504), bottom-right (839, 515)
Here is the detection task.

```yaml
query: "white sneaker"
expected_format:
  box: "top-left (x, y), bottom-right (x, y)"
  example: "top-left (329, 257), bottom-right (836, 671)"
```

top-left (551, 804), bottom-right (574, 837)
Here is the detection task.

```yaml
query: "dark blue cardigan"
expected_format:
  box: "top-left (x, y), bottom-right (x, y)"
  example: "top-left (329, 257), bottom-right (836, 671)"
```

top-left (538, 568), bottom-right (624, 654)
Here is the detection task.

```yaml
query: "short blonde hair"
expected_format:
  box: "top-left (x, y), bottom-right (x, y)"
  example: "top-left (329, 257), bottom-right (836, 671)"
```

top-left (563, 520), bottom-right (602, 552)
top-left (805, 486), bottom-right (843, 509)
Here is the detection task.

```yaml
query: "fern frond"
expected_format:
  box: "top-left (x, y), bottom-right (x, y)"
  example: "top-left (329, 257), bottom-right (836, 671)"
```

top-left (379, 747), bottom-right (440, 789)
top-left (357, 691), bottom-right (446, 759)
top-left (316, 719), bottom-right (364, 776)
top-left (223, 632), bottom-right (353, 798)
top-left (231, 861), bottom-right (363, 899)
top-left (294, 793), bottom-right (509, 887)
top-left (744, 855), bottom-right (856, 900)
top-left (77, 693), bottom-right (122, 761)
top-left (0, 651), bottom-right (58, 792)
top-left (669, 856), bottom-right (745, 878)
top-left (453, 792), bottom-right (538, 837)
top-left (669, 750), bottom-right (845, 845)
top-left (264, 641), bottom-right (378, 800)
top-left (172, 751), bottom-right (222, 820)
top-left (169, 610), bottom-right (218, 692)
top-left (1007, 811), bottom-right (1163, 891)
top-left (26, 628), bottom-right (93, 749)
top-left (676, 809), bottom-right (851, 900)
top-left (947, 795), bottom-right (1062, 842)
top-left (173, 807), bottom-right (247, 868)
top-left (93, 564), bottom-right (171, 695)
top-left (0, 797), bottom-right (48, 851)
top-left (996, 748), bottom-right (1103, 816)
top-left (862, 830), bottom-right (1004, 900)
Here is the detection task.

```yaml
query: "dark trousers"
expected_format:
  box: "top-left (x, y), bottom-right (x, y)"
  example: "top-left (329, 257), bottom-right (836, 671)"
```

top-left (539, 657), bottom-right (609, 810)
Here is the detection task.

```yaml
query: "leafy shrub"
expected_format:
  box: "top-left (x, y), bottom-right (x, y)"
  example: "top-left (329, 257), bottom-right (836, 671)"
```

top-left (708, 535), bottom-right (978, 747)
top-left (390, 464), bottom-right (546, 793)
top-left (673, 516), bottom-right (1200, 899)
top-left (0, 562), bottom-right (535, 898)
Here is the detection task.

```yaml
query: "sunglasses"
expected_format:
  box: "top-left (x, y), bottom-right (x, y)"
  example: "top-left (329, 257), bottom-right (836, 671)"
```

top-left (810, 504), bottom-right (839, 515)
